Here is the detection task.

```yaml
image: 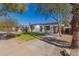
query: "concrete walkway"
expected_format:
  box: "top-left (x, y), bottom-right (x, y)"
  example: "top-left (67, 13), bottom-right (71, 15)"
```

top-left (0, 36), bottom-right (63, 56)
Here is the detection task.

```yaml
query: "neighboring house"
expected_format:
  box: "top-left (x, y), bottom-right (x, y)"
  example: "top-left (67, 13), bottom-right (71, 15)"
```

top-left (12, 25), bottom-right (29, 32)
top-left (12, 26), bottom-right (23, 32)
top-left (28, 22), bottom-right (65, 34)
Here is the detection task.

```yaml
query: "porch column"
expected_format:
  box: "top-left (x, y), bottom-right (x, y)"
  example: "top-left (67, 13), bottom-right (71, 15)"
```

top-left (42, 26), bottom-right (45, 32)
top-left (50, 25), bottom-right (53, 33)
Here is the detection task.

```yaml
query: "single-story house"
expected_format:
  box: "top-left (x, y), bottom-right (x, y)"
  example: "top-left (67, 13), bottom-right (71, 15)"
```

top-left (27, 22), bottom-right (66, 34)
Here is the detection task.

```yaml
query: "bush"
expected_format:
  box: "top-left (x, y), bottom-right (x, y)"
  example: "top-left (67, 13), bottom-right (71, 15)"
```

top-left (22, 32), bottom-right (45, 36)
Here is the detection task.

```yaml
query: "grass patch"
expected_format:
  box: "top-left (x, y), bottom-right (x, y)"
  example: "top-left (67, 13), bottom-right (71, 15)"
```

top-left (16, 33), bottom-right (34, 43)
top-left (11, 32), bottom-right (22, 35)
top-left (11, 32), bottom-right (45, 43)
top-left (18, 34), bottom-right (34, 41)
top-left (10, 32), bottom-right (22, 37)
top-left (23, 32), bottom-right (45, 36)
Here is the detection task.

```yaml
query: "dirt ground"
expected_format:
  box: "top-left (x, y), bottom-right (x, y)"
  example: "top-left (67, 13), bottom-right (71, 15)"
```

top-left (0, 34), bottom-right (72, 56)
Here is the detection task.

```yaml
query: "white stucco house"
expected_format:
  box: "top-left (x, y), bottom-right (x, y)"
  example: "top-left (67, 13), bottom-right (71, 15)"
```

top-left (28, 22), bottom-right (65, 33)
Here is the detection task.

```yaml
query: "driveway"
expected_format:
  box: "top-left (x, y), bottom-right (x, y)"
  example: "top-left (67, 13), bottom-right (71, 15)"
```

top-left (0, 37), bottom-right (64, 56)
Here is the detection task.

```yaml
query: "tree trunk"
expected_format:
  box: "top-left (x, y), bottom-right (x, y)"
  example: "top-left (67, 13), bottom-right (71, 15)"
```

top-left (70, 32), bottom-right (79, 55)
top-left (71, 31), bottom-right (79, 48)
top-left (71, 4), bottom-right (79, 48)
top-left (70, 3), bottom-right (79, 55)
top-left (58, 21), bottom-right (62, 37)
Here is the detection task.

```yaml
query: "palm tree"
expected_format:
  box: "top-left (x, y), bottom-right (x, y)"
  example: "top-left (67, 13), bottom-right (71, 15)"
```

top-left (70, 4), bottom-right (79, 48)
top-left (69, 3), bottom-right (79, 56)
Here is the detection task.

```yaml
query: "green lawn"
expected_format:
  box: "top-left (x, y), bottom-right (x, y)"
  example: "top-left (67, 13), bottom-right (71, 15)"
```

top-left (11, 32), bottom-right (45, 41)
top-left (18, 34), bottom-right (34, 41)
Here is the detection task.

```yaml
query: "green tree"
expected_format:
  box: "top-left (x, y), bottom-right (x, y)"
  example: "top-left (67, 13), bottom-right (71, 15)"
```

top-left (0, 3), bottom-right (28, 32)
top-left (0, 17), bottom-right (19, 31)
top-left (37, 3), bottom-right (79, 56)
top-left (36, 3), bottom-right (70, 36)
top-left (0, 3), bottom-right (28, 16)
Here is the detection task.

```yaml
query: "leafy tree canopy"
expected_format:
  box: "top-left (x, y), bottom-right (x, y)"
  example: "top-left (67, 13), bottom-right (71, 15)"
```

top-left (0, 17), bottom-right (19, 27)
top-left (0, 3), bottom-right (28, 16)
top-left (36, 3), bottom-right (70, 16)
top-left (36, 3), bottom-right (72, 26)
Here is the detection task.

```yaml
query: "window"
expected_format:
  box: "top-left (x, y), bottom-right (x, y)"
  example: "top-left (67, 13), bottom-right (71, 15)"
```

top-left (45, 26), bottom-right (50, 30)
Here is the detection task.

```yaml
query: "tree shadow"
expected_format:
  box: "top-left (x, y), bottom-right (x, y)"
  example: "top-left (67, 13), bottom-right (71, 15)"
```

top-left (39, 37), bottom-right (71, 48)
top-left (30, 35), bottom-right (71, 56)
top-left (25, 33), bottom-right (72, 56)
top-left (0, 33), bottom-right (16, 40)
top-left (23, 32), bottom-right (71, 48)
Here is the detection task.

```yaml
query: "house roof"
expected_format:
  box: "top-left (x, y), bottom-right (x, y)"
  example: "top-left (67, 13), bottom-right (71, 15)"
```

top-left (30, 22), bottom-right (58, 25)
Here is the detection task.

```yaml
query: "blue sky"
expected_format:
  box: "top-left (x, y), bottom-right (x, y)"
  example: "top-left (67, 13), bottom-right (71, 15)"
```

top-left (6, 3), bottom-right (55, 25)
top-left (0, 3), bottom-right (72, 26)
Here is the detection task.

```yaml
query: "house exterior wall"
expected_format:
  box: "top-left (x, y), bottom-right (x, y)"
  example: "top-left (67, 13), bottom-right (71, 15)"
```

top-left (28, 24), bottom-right (65, 33)
top-left (32, 25), bottom-right (41, 32)
top-left (28, 24), bottom-right (54, 33)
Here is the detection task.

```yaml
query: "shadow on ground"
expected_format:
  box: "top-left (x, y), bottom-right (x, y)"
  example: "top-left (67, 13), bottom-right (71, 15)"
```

top-left (28, 33), bottom-right (71, 49)
top-left (30, 35), bottom-right (71, 56)
top-left (0, 33), bottom-right (16, 40)
top-left (39, 37), bottom-right (71, 49)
